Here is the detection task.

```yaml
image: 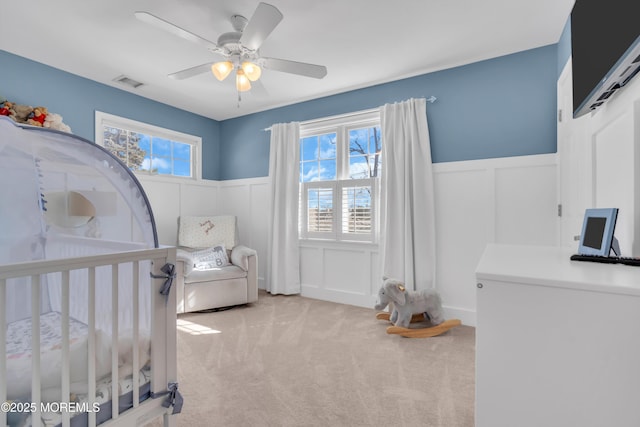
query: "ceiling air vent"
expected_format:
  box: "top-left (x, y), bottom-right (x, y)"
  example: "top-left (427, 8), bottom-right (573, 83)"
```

top-left (113, 75), bottom-right (144, 89)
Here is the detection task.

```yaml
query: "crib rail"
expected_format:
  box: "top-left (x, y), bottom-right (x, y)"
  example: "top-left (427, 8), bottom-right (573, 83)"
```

top-left (0, 247), bottom-right (177, 427)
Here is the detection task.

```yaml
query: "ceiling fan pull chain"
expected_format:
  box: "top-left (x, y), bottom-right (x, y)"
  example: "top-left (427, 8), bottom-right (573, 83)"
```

top-left (237, 90), bottom-right (242, 108)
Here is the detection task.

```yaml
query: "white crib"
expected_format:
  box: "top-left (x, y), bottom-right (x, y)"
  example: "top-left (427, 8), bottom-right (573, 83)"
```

top-left (0, 244), bottom-right (179, 427)
top-left (0, 116), bottom-right (182, 427)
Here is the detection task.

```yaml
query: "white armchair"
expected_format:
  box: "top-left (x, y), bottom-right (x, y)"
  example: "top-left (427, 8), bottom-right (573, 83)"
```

top-left (175, 215), bottom-right (258, 313)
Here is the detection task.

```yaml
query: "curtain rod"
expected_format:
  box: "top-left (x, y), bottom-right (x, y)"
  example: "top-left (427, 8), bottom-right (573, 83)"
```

top-left (263, 96), bottom-right (437, 131)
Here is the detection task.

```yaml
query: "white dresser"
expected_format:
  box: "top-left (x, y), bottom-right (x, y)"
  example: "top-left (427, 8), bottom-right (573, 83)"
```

top-left (475, 244), bottom-right (640, 427)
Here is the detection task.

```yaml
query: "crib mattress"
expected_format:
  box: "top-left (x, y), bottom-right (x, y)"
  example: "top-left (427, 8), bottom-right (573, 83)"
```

top-left (7, 312), bottom-right (88, 360)
top-left (5, 312), bottom-right (153, 427)
top-left (7, 312), bottom-right (93, 401)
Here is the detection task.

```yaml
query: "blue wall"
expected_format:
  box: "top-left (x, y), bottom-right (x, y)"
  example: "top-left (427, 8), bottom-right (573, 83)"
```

top-left (0, 50), bottom-right (221, 180)
top-left (219, 44), bottom-right (559, 180)
top-left (557, 18), bottom-right (572, 77)
top-left (2, 44), bottom-right (559, 182)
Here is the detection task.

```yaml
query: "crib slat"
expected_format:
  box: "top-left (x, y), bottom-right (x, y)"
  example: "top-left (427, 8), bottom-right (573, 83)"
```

top-left (132, 260), bottom-right (140, 407)
top-left (31, 275), bottom-right (42, 426)
top-left (150, 259), bottom-right (162, 394)
top-left (111, 263), bottom-right (119, 421)
top-left (61, 270), bottom-right (70, 427)
top-left (88, 267), bottom-right (97, 427)
top-left (0, 279), bottom-right (6, 427)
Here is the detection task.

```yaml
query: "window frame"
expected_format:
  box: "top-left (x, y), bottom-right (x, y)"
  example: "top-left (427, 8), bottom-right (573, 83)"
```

top-left (299, 109), bottom-right (381, 243)
top-left (302, 181), bottom-right (337, 240)
top-left (339, 178), bottom-right (376, 238)
top-left (95, 111), bottom-right (202, 180)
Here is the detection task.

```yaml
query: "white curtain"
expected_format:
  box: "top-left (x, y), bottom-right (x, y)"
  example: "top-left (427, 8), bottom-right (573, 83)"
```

top-left (379, 98), bottom-right (436, 291)
top-left (267, 122), bottom-right (301, 295)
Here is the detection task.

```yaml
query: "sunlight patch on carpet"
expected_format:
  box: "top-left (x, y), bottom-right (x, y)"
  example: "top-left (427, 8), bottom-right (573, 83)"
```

top-left (177, 318), bottom-right (221, 335)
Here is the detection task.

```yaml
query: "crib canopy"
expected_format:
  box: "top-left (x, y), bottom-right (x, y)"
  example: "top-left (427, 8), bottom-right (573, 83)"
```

top-left (0, 116), bottom-right (158, 265)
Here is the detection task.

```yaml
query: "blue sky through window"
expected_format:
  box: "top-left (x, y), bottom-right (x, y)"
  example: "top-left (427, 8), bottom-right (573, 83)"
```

top-left (136, 134), bottom-right (191, 176)
top-left (348, 126), bottom-right (381, 178)
top-left (300, 133), bottom-right (337, 182)
top-left (99, 112), bottom-right (199, 180)
top-left (151, 137), bottom-right (172, 174)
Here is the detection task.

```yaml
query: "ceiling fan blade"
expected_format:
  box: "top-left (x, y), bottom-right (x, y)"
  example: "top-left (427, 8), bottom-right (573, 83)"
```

top-left (240, 3), bottom-right (283, 51)
top-left (250, 78), bottom-right (270, 97)
top-left (262, 58), bottom-right (327, 79)
top-left (168, 63), bottom-right (214, 80)
top-left (135, 11), bottom-right (217, 50)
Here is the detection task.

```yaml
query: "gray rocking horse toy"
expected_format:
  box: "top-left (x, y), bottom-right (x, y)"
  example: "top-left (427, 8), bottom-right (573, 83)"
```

top-left (374, 277), bottom-right (461, 338)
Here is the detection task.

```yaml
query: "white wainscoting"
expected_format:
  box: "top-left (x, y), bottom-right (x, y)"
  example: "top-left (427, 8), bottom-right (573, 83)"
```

top-left (300, 154), bottom-right (557, 326)
top-left (137, 175), bottom-right (219, 246)
top-left (138, 154), bottom-right (558, 327)
top-left (434, 154), bottom-right (558, 326)
top-left (216, 178), bottom-right (270, 290)
top-left (139, 175), bottom-right (270, 288)
top-left (299, 240), bottom-right (381, 309)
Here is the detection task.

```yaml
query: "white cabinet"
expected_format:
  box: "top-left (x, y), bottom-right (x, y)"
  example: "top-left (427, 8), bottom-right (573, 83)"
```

top-left (475, 244), bottom-right (640, 427)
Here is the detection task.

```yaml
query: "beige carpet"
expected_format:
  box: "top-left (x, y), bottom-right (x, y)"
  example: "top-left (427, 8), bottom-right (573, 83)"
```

top-left (165, 290), bottom-right (475, 427)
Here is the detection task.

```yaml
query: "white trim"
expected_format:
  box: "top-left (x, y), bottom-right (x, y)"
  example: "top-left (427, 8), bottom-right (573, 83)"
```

top-left (302, 181), bottom-right (337, 240)
top-left (300, 109), bottom-right (380, 136)
top-left (217, 176), bottom-right (270, 186)
top-left (299, 111), bottom-right (381, 243)
top-left (338, 179), bottom-right (376, 242)
top-left (262, 108), bottom-right (380, 132)
top-left (433, 153), bottom-right (557, 173)
top-left (302, 178), bottom-right (376, 242)
top-left (94, 111), bottom-right (202, 181)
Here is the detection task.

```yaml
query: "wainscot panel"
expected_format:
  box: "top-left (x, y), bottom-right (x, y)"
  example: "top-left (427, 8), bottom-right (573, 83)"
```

top-left (433, 153), bottom-right (558, 326)
top-left (137, 176), bottom-right (218, 246)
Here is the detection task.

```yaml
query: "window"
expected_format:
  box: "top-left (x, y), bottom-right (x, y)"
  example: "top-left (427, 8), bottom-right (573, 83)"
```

top-left (95, 112), bottom-right (201, 180)
top-left (300, 110), bottom-right (381, 242)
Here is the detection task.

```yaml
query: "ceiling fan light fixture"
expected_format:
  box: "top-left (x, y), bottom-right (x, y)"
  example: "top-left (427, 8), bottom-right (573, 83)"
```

top-left (136, 3), bottom-right (327, 101)
top-left (236, 69), bottom-right (252, 92)
top-left (241, 61), bottom-right (262, 81)
top-left (211, 61), bottom-right (233, 81)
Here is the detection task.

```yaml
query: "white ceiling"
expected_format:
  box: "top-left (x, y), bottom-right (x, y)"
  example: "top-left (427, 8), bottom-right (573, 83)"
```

top-left (0, 0), bottom-right (574, 121)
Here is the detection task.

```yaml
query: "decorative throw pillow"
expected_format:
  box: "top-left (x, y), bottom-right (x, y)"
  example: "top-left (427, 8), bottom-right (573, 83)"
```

top-left (178, 216), bottom-right (237, 249)
top-left (192, 245), bottom-right (229, 270)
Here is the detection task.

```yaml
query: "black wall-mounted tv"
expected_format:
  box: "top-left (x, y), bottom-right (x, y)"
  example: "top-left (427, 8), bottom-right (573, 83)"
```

top-left (571, 0), bottom-right (640, 118)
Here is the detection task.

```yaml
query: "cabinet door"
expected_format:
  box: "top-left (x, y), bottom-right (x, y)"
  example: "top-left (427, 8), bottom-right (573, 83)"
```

top-left (476, 278), bottom-right (640, 427)
top-left (557, 58), bottom-right (640, 256)
top-left (556, 59), bottom-right (593, 249)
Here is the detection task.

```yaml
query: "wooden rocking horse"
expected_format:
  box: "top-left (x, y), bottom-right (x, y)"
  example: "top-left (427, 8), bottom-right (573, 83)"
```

top-left (376, 312), bottom-right (461, 338)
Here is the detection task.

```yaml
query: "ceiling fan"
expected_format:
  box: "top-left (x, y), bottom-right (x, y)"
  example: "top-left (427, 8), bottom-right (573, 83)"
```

top-left (135, 2), bottom-right (327, 94)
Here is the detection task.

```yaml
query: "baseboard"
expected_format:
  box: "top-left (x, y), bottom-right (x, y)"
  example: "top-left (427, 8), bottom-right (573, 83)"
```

top-left (259, 285), bottom-right (478, 327)
top-left (301, 285), bottom-right (377, 309)
top-left (300, 285), bottom-right (477, 327)
top-left (443, 305), bottom-right (476, 327)
top-left (257, 283), bottom-right (376, 309)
